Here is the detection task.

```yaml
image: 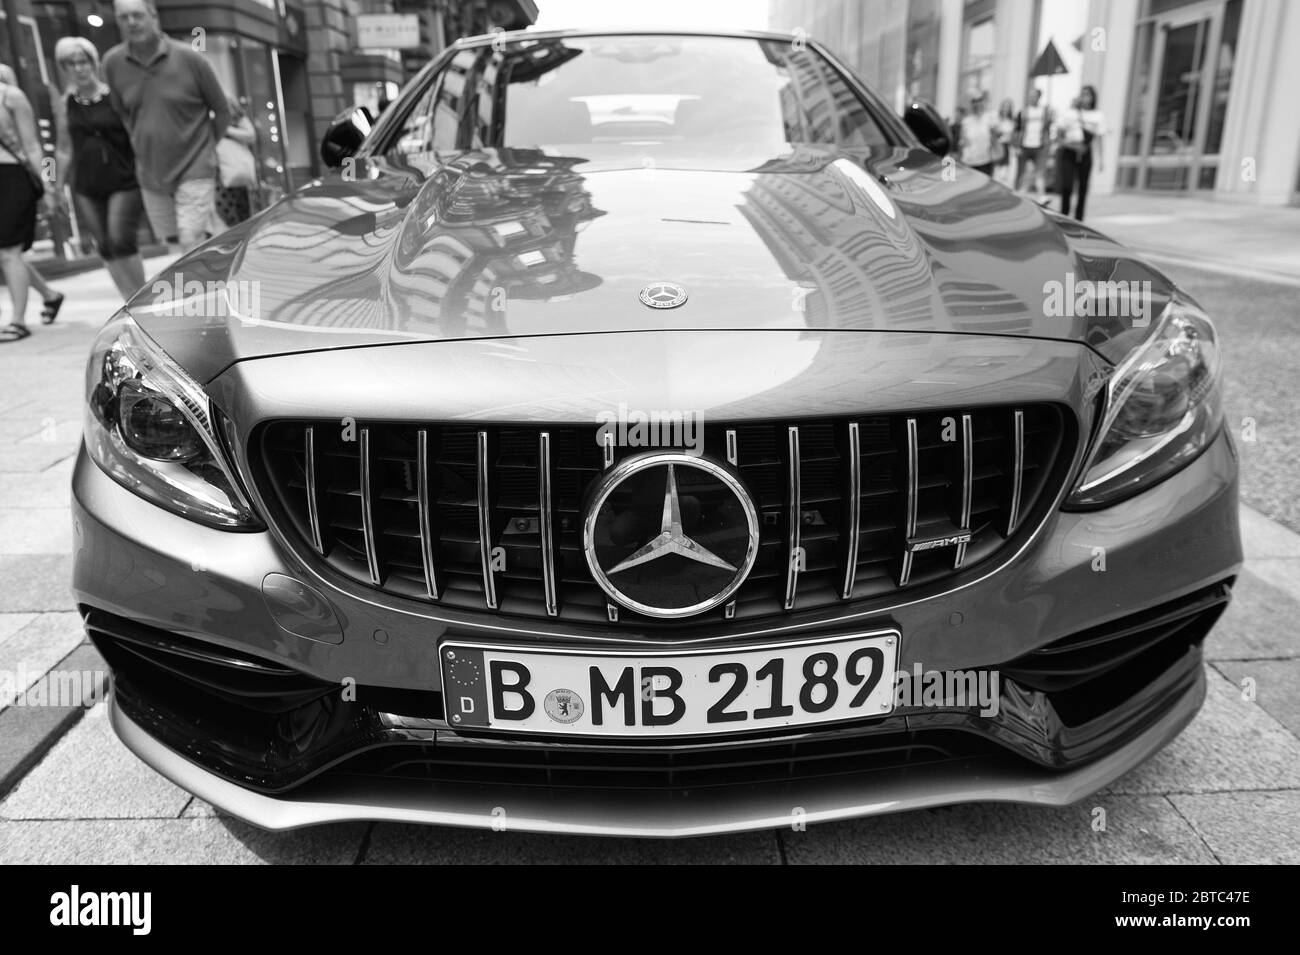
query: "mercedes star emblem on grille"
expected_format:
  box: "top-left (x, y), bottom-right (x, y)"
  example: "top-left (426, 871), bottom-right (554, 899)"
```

top-left (583, 452), bottom-right (758, 618)
top-left (638, 282), bottom-right (689, 309)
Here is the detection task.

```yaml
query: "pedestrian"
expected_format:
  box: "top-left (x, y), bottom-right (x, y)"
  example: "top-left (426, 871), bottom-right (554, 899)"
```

top-left (53, 36), bottom-right (147, 301)
top-left (213, 96), bottom-right (258, 229)
top-left (1015, 87), bottom-right (1053, 199)
top-left (103, 0), bottom-right (231, 254)
top-left (1056, 85), bottom-right (1105, 221)
top-left (959, 91), bottom-right (1001, 176)
top-left (948, 104), bottom-right (966, 157)
top-left (994, 97), bottom-right (1017, 187)
top-left (0, 64), bottom-right (64, 325)
top-left (0, 65), bottom-right (52, 344)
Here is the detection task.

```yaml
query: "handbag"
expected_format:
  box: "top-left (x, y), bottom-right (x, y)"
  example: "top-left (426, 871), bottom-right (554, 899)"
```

top-left (216, 129), bottom-right (257, 190)
top-left (0, 86), bottom-right (44, 199)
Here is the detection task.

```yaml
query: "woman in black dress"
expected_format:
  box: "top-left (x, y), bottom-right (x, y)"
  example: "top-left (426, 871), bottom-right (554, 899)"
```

top-left (53, 37), bottom-right (145, 300)
top-left (0, 67), bottom-right (48, 343)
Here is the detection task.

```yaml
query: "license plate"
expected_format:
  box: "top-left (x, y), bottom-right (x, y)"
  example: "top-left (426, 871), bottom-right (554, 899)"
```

top-left (439, 631), bottom-right (899, 738)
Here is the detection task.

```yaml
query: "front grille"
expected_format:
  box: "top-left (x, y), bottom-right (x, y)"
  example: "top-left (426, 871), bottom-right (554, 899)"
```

top-left (255, 406), bottom-right (1071, 627)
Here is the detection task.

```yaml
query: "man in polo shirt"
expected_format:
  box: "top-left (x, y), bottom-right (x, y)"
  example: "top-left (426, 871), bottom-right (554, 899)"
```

top-left (104, 0), bottom-right (230, 253)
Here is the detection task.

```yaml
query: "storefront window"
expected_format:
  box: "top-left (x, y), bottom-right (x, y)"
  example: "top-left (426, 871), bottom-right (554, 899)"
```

top-left (241, 38), bottom-right (290, 204)
top-left (960, 17), bottom-right (994, 99)
top-left (1121, 21), bottom-right (1154, 156)
top-left (905, 0), bottom-right (941, 104)
top-left (1202, 0), bottom-right (1241, 156)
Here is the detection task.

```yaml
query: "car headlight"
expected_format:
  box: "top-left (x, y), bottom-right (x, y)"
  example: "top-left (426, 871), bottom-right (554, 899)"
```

top-left (83, 311), bottom-right (261, 529)
top-left (1066, 293), bottom-right (1223, 508)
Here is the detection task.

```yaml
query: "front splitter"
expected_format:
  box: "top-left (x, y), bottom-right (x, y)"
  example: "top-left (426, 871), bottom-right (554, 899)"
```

top-left (108, 665), bottom-right (1206, 838)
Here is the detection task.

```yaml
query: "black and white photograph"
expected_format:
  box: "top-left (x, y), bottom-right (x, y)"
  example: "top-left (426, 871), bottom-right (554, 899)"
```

top-left (0, 0), bottom-right (1295, 902)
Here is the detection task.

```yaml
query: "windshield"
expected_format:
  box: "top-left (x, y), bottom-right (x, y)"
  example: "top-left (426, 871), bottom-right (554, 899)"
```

top-left (384, 34), bottom-right (893, 171)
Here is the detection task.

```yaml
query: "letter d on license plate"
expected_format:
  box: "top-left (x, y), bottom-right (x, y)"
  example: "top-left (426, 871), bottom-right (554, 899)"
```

top-left (439, 631), bottom-right (899, 738)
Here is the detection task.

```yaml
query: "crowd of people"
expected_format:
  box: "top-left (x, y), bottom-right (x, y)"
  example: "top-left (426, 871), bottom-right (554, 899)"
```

top-left (0, 0), bottom-right (260, 344)
top-left (951, 83), bottom-right (1106, 222)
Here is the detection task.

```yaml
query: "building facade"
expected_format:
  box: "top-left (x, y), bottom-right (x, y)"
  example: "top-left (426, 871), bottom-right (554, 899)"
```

top-left (769, 0), bottom-right (1300, 206)
top-left (0, 0), bottom-right (536, 265)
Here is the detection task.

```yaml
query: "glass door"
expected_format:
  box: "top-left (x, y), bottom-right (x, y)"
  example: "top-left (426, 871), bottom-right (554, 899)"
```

top-left (1126, 0), bottom-right (1241, 192)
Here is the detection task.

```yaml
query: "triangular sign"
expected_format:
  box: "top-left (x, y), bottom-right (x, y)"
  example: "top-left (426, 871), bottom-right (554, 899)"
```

top-left (1031, 39), bottom-right (1069, 77)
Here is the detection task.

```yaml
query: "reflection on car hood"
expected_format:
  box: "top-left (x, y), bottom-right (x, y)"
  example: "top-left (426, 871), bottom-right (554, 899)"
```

top-left (128, 145), bottom-right (1174, 383)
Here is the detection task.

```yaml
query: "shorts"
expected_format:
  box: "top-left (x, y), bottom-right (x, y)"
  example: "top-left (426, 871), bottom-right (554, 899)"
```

top-left (141, 178), bottom-right (216, 244)
top-left (0, 164), bottom-right (39, 251)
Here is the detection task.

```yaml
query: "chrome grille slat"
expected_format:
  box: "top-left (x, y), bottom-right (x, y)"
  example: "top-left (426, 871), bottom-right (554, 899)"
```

top-left (899, 417), bottom-right (918, 587)
top-left (359, 428), bottom-right (381, 585)
top-left (1008, 409), bottom-right (1025, 534)
top-left (954, 413), bottom-right (973, 569)
top-left (841, 421), bottom-right (860, 599)
top-left (304, 426), bottom-right (323, 554)
top-left (784, 425), bottom-right (801, 611)
top-left (538, 431), bottom-right (558, 617)
top-left (477, 430), bottom-right (498, 609)
top-left (416, 429), bottom-right (440, 600)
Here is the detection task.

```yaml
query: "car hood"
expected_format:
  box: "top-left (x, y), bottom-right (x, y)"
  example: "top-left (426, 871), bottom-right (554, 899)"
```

top-left (129, 146), bottom-right (1173, 383)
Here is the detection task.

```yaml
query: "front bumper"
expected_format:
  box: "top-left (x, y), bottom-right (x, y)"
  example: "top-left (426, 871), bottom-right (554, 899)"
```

top-left (109, 666), bottom-right (1204, 836)
top-left (72, 425), bottom-right (1242, 835)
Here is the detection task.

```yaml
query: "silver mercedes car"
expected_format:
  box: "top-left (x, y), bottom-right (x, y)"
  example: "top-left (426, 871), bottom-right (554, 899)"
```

top-left (73, 29), bottom-right (1241, 836)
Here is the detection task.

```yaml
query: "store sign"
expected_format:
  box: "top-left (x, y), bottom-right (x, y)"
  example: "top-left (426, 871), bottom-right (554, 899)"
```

top-left (356, 13), bottom-right (421, 50)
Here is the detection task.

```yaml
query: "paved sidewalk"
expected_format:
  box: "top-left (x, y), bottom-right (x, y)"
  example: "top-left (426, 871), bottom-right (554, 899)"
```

top-left (0, 256), bottom-right (170, 801)
top-left (1087, 193), bottom-right (1300, 286)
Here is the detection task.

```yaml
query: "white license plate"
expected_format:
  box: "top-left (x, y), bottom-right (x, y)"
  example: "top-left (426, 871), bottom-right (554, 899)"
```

top-left (439, 631), bottom-right (899, 738)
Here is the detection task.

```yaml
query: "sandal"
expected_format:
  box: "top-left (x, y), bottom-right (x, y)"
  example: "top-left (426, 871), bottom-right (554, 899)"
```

top-left (41, 292), bottom-right (65, 324)
top-left (0, 323), bottom-right (32, 343)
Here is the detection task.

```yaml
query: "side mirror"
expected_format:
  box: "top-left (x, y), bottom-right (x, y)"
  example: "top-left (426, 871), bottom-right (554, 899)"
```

top-left (320, 105), bottom-right (375, 168)
top-left (902, 101), bottom-right (951, 158)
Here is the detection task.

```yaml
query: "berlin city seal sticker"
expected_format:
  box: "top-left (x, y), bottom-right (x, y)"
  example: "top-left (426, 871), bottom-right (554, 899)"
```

top-left (543, 688), bottom-right (584, 724)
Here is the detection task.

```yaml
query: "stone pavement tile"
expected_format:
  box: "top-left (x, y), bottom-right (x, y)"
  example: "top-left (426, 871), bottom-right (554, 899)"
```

top-left (363, 822), bottom-right (781, 864)
top-left (0, 702), bottom-right (84, 801)
top-left (783, 795), bottom-right (1215, 864)
top-left (0, 701), bottom-right (190, 820)
top-left (14, 419), bottom-right (80, 446)
top-left (0, 555), bottom-right (74, 612)
top-left (181, 798), bottom-right (218, 818)
top-left (0, 460), bottom-right (74, 510)
top-left (0, 396), bottom-right (34, 416)
top-left (0, 612), bottom-right (86, 702)
top-left (1168, 790), bottom-right (1300, 864)
top-left (1240, 506), bottom-right (1300, 560)
top-left (0, 614), bottom-right (35, 643)
top-left (1104, 666), bottom-right (1300, 795)
top-left (0, 818), bottom-right (367, 864)
top-left (0, 443), bottom-right (78, 473)
top-left (0, 418), bottom-right (47, 440)
top-left (0, 508), bottom-right (72, 555)
top-left (1205, 568), bottom-right (1300, 661)
top-left (1212, 659), bottom-right (1300, 741)
top-left (0, 644), bottom-right (106, 799)
top-left (1241, 559), bottom-right (1300, 606)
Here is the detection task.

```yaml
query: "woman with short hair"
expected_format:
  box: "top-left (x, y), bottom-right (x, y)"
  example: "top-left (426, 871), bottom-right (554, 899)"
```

top-left (53, 36), bottom-right (146, 300)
